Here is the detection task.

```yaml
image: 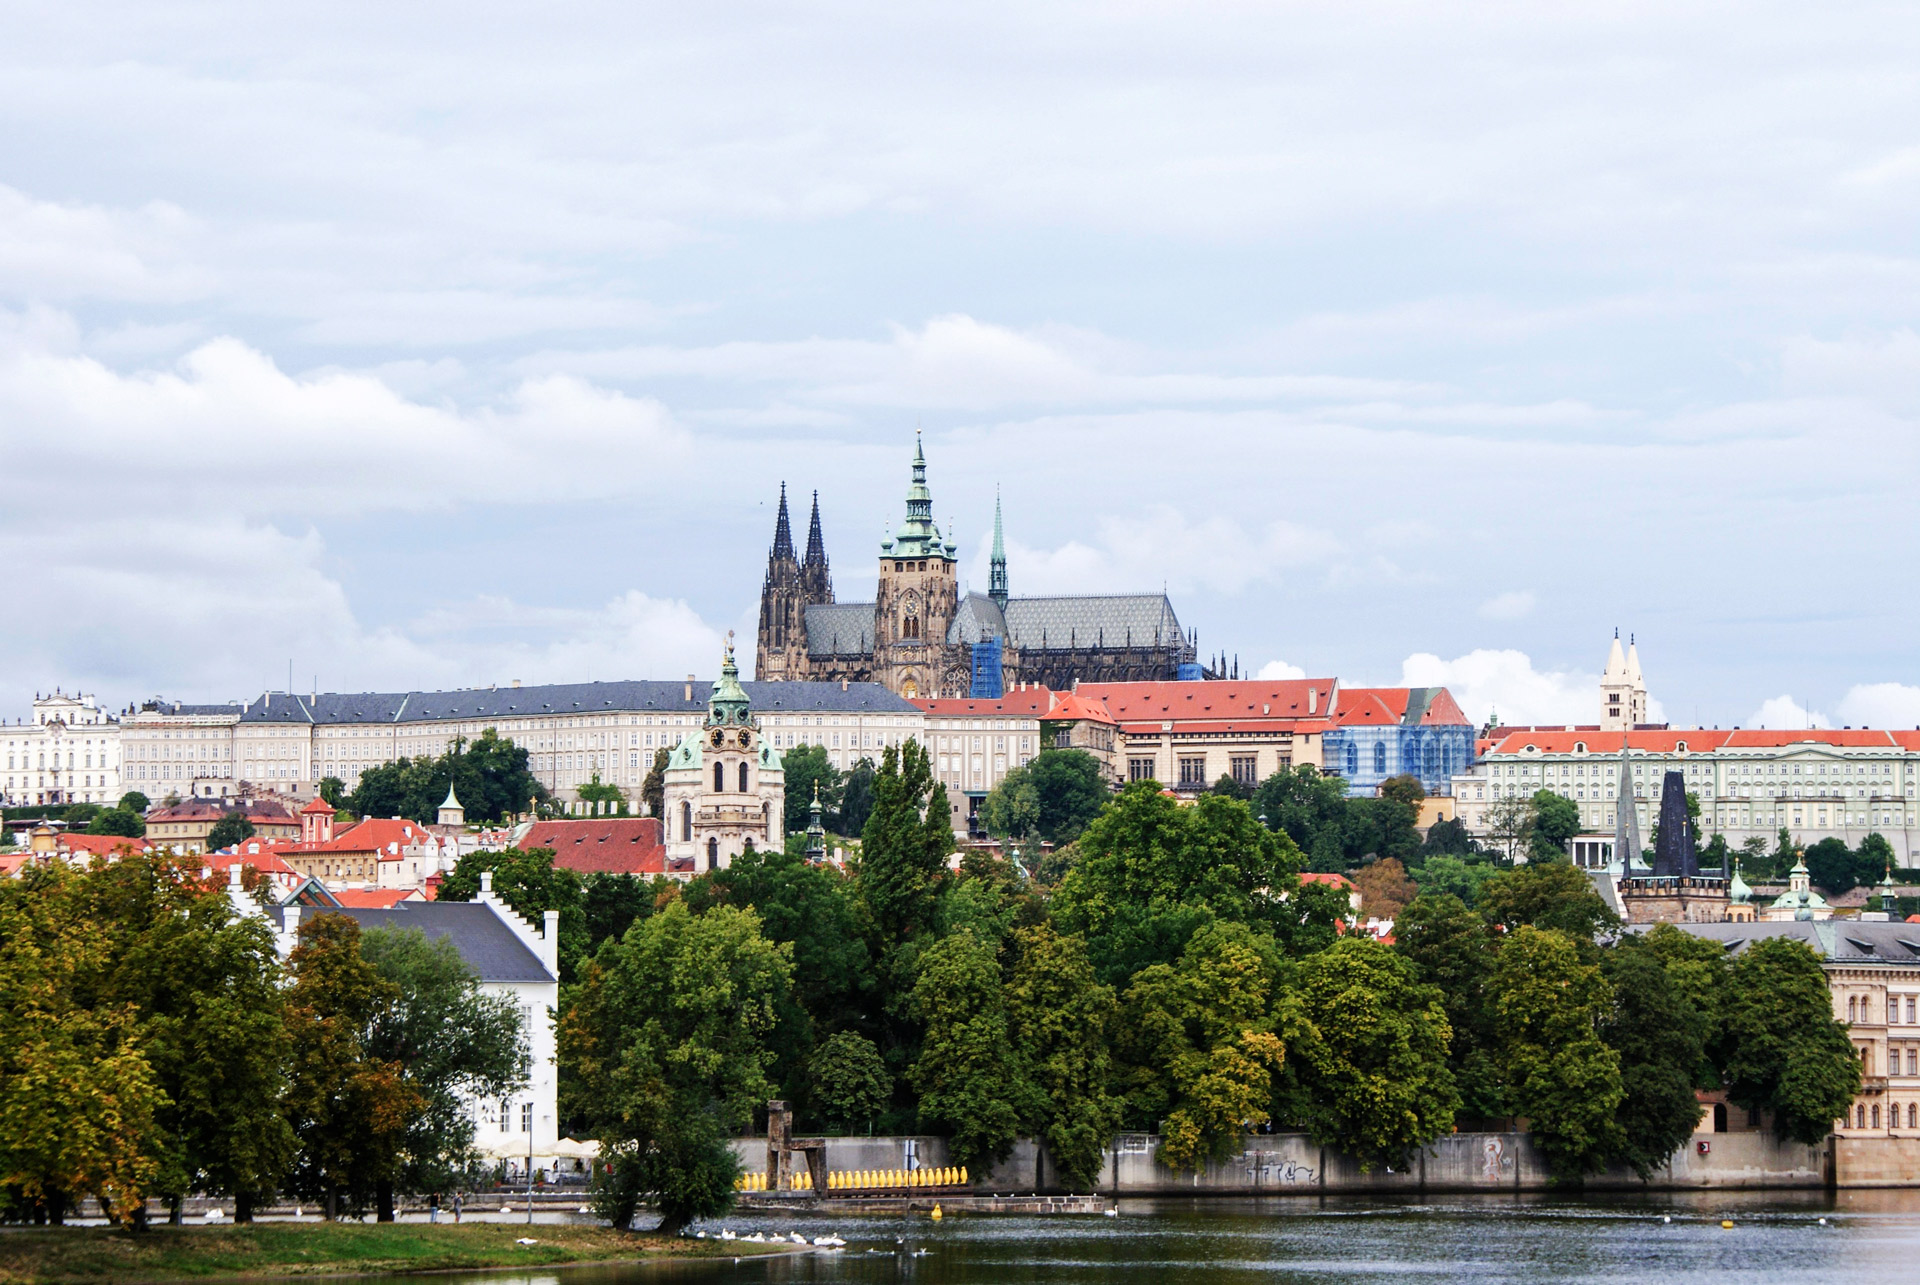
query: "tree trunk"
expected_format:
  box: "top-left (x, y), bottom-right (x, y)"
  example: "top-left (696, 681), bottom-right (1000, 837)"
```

top-left (235, 1192), bottom-right (255, 1224)
top-left (129, 1200), bottom-right (149, 1231)
top-left (48, 1192), bottom-right (68, 1226)
top-left (325, 1187), bottom-right (337, 1222)
top-left (168, 1195), bottom-right (183, 1225)
top-left (376, 1180), bottom-right (395, 1223)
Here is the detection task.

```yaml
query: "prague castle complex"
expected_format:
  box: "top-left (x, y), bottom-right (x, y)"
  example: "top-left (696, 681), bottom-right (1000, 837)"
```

top-left (756, 437), bottom-right (1210, 699)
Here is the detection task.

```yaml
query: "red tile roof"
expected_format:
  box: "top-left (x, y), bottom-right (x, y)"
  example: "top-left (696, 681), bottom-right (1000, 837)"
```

top-left (911, 689), bottom-right (1056, 717)
top-left (1078, 679), bottom-right (1340, 725)
top-left (519, 818), bottom-right (667, 875)
top-left (284, 817), bottom-right (433, 857)
top-left (206, 845), bottom-right (299, 876)
top-left (57, 833), bottom-right (153, 857)
top-left (1330, 687), bottom-right (1471, 728)
top-left (301, 796), bottom-right (337, 815)
top-left (1480, 727), bottom-right (1919, 756)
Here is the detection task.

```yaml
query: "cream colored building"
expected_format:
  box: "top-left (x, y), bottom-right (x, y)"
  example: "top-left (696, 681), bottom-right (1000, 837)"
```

top-left (910, 689), bottom-right (1047, 831)
top-left (0, 690), bottom-right (122, 807)
top-left (114, 676), bottom-right (919, 813)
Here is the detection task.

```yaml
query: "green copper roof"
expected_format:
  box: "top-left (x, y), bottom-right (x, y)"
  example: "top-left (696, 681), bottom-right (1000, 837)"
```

top-left (707, 636), bottom-right (754, 728)
top-left (882, 431), bottom-right (955, 560)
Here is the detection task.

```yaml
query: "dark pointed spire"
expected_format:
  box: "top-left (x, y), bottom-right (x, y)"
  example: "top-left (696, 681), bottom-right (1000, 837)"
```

top-left (804, 489), bottom-right (828, 568)
top-left (770, 483), bottom-right (795, 561)
top-left (989, 485), bottom-right (1009, 611)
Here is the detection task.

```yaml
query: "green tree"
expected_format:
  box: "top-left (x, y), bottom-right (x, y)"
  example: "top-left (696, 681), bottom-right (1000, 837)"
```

top-left (350, 730), bottom-right (546, 825)
top-left (317, 777), bottom-right (347, 808)
top-left (640, 749), bottom-right (669, 821)
top-left (857, 741), bottom-right (954, 947)
top-left (1252, 765), bottom-right (1352, 871)
top-left (1598, 928), bottom-right (1716, 1177)
top-left (558, 901), bottom-right (791, 1233)
top-left (910, 930), bottom-right (1038, 1173)
top-left (1282, 937), bottom-right (1457, 1170)
top-left (1114, 922), bottom-right (1288, 1171)
top-left (1771, 827), bottom-right (1797, 881)
top-left (1350, 857), bottom-right (1417, 922)
top-left (359, 926), bottom-right (527, 1218)
top-left (1420, 816), bottom-right (1480, 859)
top-left (206, 810), bottom-right (255, 851)
top-left (1053, 784), bottom-right (1309, 986)
top-left (84, 853), bottom-right (292, 1223)
top-left (1717, 936), bottom-right (1861, 1143)
top-left (1379, 774), bottom-right (1427, 809)
top-left (575, 772), bottom-right (627, 816)
top-left (0, 864), bottom-right (164, 1224)
top-left (441, 847), bottom-right (588, 980)
top-left (980, 769), bottom-right (1042, 842)
top-left (1528, 790), bottom-right (1581, 861)
top-left (581, 873), bottom-right (662, 954)
top-left (1858, 832), bottom-right (1897, 883)
top-left (280, 915), bottom-right (423, 1219)
top-left (837, 756), bottom-right (877, 835)
top-left (1412, 854), bottom-right (1493, 906)
top-left (1479, 861), bottom-right (1619, 944)
top-left (1006, 926), bottom-right (1124, 1191)
top-left (1020, 749), bottom-right (1111, 843)
top-left (1488, 926), bottom-right (1623, 1181)
top-left (118, 791), bottom-right (151, 814)
top-left (1803, 837), bottom-right (1858, 894)
top-left (781, 744), bottom-right (841, 834)
top-left (808, 1031), bottom-right (890, 1134)
top-left (1393, 894), bottom-right (1504, 1118)
top-left (1211, 773), bottom-right (1253, 801)
top-left (87, 807), bottom-right (146, 838)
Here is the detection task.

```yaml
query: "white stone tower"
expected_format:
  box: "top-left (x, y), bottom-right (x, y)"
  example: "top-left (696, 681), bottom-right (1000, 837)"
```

top-left (1600, 629), bottom-right (1648, 731)
top-left (662, 637), bottom-right (786, 876)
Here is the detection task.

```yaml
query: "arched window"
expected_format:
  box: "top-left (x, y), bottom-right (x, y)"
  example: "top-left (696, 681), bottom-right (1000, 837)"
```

top-left (714, 761), bottom-right (725, 793)
top-left (1873, 1104), bottom-right (1882, 1129)
top-left (1441, 743), bottom-right (1453, 777)
top-left (904, 615), bottom-right (920, 639)
top-left (1909, 1103), bottom-right (1916, 1129)
top-left (1850, 997), bottom-right (1859, 1022)
top-left (1373, 743), bottom-right (1387, 775)
top-left (707, 837), bottom-right (719, 870)
top-left (1345, 743), bottom-right (1358, 775)
top-left (681, 800), bottom-right (692, 842)
top-left (1423, 742), bottom-right (1439, 776)
top-left (763, 801), bottom-right (773, 842)
top-left (739, 762), bottom-right (750, 793)
top-left (1858, 1105), bottom-right (1868, 1129)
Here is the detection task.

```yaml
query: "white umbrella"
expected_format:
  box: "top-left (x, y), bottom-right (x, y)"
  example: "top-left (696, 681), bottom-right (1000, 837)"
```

top-left (550, 1137), bottom-right (600, 1160)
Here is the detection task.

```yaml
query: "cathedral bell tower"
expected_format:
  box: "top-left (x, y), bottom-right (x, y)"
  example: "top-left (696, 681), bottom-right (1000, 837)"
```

top-left (756, 484), bottom-right (834, 680)
top-left (873, 432), bottom-right (959, 698)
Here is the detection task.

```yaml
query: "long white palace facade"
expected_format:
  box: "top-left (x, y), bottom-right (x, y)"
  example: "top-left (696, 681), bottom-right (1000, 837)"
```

top-left (1451, 634), bottom-right (1920, 861)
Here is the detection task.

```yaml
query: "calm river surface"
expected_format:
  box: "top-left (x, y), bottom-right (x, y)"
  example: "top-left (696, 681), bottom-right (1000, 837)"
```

top-left (394, 1190), bottom-right (1920, 1284)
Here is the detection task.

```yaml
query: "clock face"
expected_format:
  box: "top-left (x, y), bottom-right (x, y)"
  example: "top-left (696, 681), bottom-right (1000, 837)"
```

top-left (710, 730), bottom-right (724, 749)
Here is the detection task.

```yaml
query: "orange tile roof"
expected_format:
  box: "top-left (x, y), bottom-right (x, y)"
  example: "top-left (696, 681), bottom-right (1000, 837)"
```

top-left (1483, 727), bottom-right (1916, 756)
top-left (1042, 692), bottom-right (1116, 725)
top-left (57, 833), bottom-right (153, 857)
top-left (285, 817), bottom-right (432, 857)
top-left (332, 889), bottom-right (424, 908)
top-left (207, 846), bottom-right (299, 876)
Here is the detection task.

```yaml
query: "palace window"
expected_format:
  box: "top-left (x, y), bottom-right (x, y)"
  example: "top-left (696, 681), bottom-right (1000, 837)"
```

top-left (1129, 758), bottom-right (1156, 783)
top-left (707, 837), bottom-right (719, 870)
top-left (1178, 757), bottom-right (1207, 787)
top-left (1230, 756), bottom-right (1258, 787)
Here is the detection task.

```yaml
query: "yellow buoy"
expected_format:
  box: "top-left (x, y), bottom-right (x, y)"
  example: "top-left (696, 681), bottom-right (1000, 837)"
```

top-left (931, 1203), bottom-right (943, 1220)
top-left (960, 1166), bottom-right (969, 1186)
top-left (1721, 1220), bottom-right (1735, 1229)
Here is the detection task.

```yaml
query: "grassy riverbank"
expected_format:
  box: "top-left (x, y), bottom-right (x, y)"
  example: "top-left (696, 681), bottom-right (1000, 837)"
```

top-left (0, 1221), bottom-right (784, 1284)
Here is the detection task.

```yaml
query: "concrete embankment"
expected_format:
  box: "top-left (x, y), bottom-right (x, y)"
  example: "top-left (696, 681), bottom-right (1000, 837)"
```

top-left (733, 1129), bottom-right (1862, 1196)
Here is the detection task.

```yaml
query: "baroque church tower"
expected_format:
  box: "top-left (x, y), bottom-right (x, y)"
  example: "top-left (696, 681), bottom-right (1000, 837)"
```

top-left (755, 484), bottom-right (834, 681)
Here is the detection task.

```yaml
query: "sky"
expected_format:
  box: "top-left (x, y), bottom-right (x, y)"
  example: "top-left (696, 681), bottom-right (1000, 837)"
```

top-left (3, 0), bottom-right (1918, 732)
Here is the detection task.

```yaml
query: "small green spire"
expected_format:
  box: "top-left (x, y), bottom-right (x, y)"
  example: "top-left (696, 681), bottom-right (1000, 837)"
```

top-left (805, 780), bottom-right (827, 863)
top-left (707, 632), bottom-right (754, 727)
top-left (989, 485), bottom-right (1008, 609)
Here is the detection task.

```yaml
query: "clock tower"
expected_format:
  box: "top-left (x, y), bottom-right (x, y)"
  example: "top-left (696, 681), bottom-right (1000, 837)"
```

top-left (661, 638), bottom-right (786, 876)
top-left (873, 432), bottom-right (960, 697)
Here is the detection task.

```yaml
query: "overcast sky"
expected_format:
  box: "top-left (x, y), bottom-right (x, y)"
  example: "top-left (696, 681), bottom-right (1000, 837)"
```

top-left (4, 1), bottom-right (1918, 731)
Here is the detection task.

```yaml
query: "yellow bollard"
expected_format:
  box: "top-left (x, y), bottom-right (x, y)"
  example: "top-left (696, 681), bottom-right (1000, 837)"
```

top-left (931, 1203), bottom-right (944, 1220)
top-left (960, 1166), bottom-right (969, 1186)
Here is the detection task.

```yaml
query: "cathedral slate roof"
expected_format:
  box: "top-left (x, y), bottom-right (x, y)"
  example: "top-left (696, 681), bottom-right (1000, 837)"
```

top-left (1002, 594), bottom-right (1184, 651)
top-left (946, 593), bottom-right (1008, 645)
top-left (805, 602), bottom-right (876, 657)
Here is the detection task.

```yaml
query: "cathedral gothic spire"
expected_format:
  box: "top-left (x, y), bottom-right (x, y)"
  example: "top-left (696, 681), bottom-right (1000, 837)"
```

top-left (989, 486), bottom-right (1009, 611)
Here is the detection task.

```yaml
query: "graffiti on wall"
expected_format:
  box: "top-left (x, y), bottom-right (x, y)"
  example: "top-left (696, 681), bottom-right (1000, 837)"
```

top-left (1244, 1151), bottom-right (1316, 1185)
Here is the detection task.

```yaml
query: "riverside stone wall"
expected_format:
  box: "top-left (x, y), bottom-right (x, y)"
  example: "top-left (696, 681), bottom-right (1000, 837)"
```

top-left (733, 1130), bottom-right (1841, 1194)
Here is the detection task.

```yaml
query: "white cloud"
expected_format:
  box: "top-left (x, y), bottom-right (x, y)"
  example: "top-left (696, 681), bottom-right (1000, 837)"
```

top-left (1400, 649), bottom-right (1598, 727)
top-left (1745, 695), bottom-right (1832, 730)
top-left (1478, 591), bottom-right (1535, 621)
top-left (1257, 659), bottom-right (1306, 680)
top-left (1836, 683), bottom-right (1920, 730)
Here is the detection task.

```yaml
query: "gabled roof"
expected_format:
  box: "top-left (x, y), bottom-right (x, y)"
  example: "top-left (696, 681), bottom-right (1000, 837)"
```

top-left (804, 603), bottom-right (876, 657)
top-left (518, 818), bottom-right (666, 875)
top-left (57, 833), bottom-right (153, 857)
top-left (1002, 594), bottom-right (1184, 651)
top-left (1042, 692), bottom-right (1116, 725)
top-left (1330, 687), bottom-right (1470, 728)
top-left (276, 901), bottom-right (556, 983)
top-left (147, 798), bottom-right (298, 824)
top-left (946, 593), bottom-right (1008, 645)
top-left (286, 817), bottom-right (433, 857)
top-left (332, 889), bottom-right (425, 908)
top-left (207, 844), bottom-right (298, 876)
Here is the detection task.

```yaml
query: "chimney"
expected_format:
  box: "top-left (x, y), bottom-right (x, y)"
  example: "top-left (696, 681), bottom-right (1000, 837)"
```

top-left (480, 869), bottom-right (494, 897)
top-left (512, 679), bottom-right (521, 688)
top-left (841, 677), bottom-right (848, 691)
top-left (1308, 687), bottom-right (1318, 714)
top-left (686, 676), bottom-right (694, 702)
top-left (542, 909), bottom-right (561, 975)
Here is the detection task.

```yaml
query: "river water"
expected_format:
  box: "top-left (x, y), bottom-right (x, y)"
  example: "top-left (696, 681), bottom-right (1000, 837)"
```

top-left (390, 1191), bottom-right (1920, 1284)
